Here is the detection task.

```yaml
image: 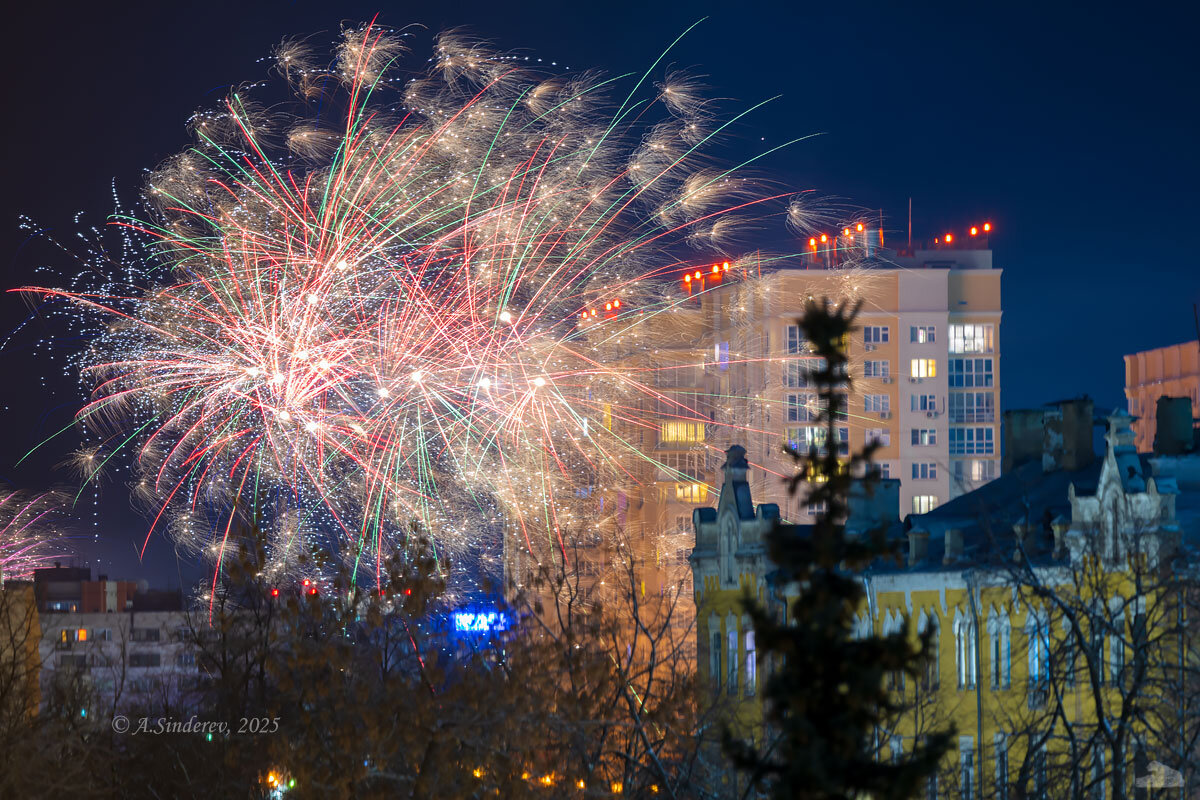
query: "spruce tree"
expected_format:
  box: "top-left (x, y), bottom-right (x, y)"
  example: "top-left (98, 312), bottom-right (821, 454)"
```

top-left (726, 297), bottom-right (952, 799)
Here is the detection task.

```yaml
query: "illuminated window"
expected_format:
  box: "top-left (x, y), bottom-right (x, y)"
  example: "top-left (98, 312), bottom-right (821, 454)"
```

top-left (911, 358), bottom-right (937, 378)
top-left (863, 325), bottom-right (889, 344)
top-left (948, 324), bottom-right (994, 354)
top-left (954, 459), bottom-right (996, 483)
top-left (912, 428), bottom-right (937, 446)
top-left (948, 427), bottom-right (994, 455)
top-left (910, 325), bottom-right (936, 344)
top-left (864, 394), bottom-right (890, 414)
top-left (660, 420), bottom-right (705, 443)
top-left (787, 426), bottom-right (848, 456)
top-left (913, 495), bottom-right (939, 514)
top-left (912, 463), bottom-right (938, 480)
top-left (675, 483), bottom-right (708, 503)
top-left (76, 629), bottom-right (88, 642)
top-left (947, 358), bottom-right (993, 388)
top-left (864, 359), bottom-right (890, 378)
top-left (948, 392), bottom-right (995, 423)
top-left (787, 393), bottom-right (819, 422)
top-left (744, 630), bottom-right (756, 696)
top-left (715, 341), bottom-right (729, 371)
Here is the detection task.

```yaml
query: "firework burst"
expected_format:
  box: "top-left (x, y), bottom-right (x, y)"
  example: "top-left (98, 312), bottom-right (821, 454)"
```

top-left (20, 23), bottom-right (828, 587)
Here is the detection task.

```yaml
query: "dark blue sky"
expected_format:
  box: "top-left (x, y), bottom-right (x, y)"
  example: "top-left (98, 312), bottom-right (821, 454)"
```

top-left (3, 0), bottom-right (1197, 580)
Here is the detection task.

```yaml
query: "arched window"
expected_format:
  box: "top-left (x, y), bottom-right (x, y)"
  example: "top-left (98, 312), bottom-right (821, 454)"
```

top-left (988, 608), bottom-right (1011, 689)
top-left (918, 610), bottom-right (941, 691)
top-left (955, 612), bottom-right (976, 689)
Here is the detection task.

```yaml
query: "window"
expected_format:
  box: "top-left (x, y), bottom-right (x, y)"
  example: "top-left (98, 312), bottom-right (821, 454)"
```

top-left (788, 426), bottom-right (848, 456)
top-left (95, 629), bottom-right (111, 642)
top-left (954, 459), bottom-right (997, 483)
top-left (710, 343), bottom-right (729, 371)
top-left (785, 324), bottom-right (806, 354)
top-left (912, 462), bottom-right (938, 480)
top-left (1110, 615), bottom-right (1125, 686)
top-left (710, 631), bottom-right (721, 690)
top-left (961, 744), bottom-right (975, 799)
top-left (727, 628), bottom-right (738, 691)
top-left (866, 428), bottom-right (891, 448)
top-left (176, 652), bottom-right (196, 667)
top-left (131, 627), bottom-right (160, 643)
top-left (990, 615), bottom-right (1012, 689)
top-left (785, 357), bottom-right (822, 387)
top-left (744, 630), bottom-right (756, 695)
top-left (913, 495), bottom-right (939, 514)
top-left (995, 733), bottom-right (1009, 800)
top-left (912, 428), bottom-right (937, 446)
top-left (948, 324), bottom-right (994, 354)
top-left (1032, 747), bottom-right (1048, 800)
top-left (878, 462), bottom-right (892, 478)
top-left (919, 614), bottom-right (940, 691)
top-left (949, 427), bottom-right (994, 455)
top-left (129, 653), bottom-right (161, 668)
top-left (955, 617), bottom-right (977, 689)
top-left (910, 325), bottom-right (936, 344)
top-left (660, 420), bottom-right (705, 443)
top-left (865, 394), bottom-right (890, 414)
top-left (1091, 743), bottom-right (1105, 800)
top-left (787, 393), bottom-right (819, 422)
top-left (864, 325), bottom-right (889, 344)
top-left (948, 391), bottom-right (995, 423)
top-left (659, 452), bottom-right (704, 480)
top-left (912, 393), bottom-right (937, 412)
top-left (1028, 612), bottom-right (1050, 690)
top-left (675, 483), bottom-right (708, 503)
top-left (864, 359), bottom-right (890, 378)
top-left (59, 654), bottom-right (88, 670)
top-left (947, 357), bottom-right (993, 387)
top-left (926, 774), bottom-right (938, 800)
top-left (890, 735), bottom-right (903, 764)
top-left (911, 358), bottom-right (937, 378)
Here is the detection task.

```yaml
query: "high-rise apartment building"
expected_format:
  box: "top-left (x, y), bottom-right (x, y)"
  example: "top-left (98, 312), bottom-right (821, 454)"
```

top-left (1124, 340), bottom-right (1199, 452)
top-left (689, 228), bottom-right (1002, 524)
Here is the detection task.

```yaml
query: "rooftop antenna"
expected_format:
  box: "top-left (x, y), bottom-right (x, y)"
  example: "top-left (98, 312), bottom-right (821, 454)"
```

top-left (907, 197), bottom-right (913, 251)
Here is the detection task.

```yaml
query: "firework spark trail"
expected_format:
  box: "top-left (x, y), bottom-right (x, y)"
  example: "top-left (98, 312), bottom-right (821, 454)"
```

top-left (15, 23), bottom-right (849, 588)
top-left (0, 489), bottom-right (65, 581)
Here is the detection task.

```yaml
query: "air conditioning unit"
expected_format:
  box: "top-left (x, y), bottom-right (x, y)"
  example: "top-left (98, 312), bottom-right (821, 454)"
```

top-left (881, 376), bottom-right (893, 384)
top-left (926, 411), bottom-right (939, 419)
top-left (909, 377), bottom-right (922, 384)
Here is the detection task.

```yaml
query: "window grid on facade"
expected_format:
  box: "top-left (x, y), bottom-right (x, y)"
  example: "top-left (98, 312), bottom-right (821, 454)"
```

top-left (787, 393), bottom-right (818, 422)
top-left (785, 325), bottom-right (806, 354)
top-left (865, 394), bottom-right (890, 414)
top-left (864, 325), bottom-right (889, 344)
top-left (949, 426), bottom-right (994, 455)
top-left (911, 358), bottom-right (937, 378)
top-left (864, 359), bottom-right (890, 379)
top-left (948, 323), bottom-right (995, 354)
top-left (948, 391), bottom-right (995, 423)
top-left (658, 452), bottom-right (704, 480)
top-left (785, 357), bottom-right (822, 388)
top-left (787, 426), bottom-right (849, 456)
top-left (912, 393), bottom-right (938, 412)
top-left (912, 462), bottom-right (937, 480)
top-left (956, 618), bottom-right (977, 688)
top-left (744, 630), bottom-right (756, 696)
top-left (913, 495), bottom-right (939, 515)
top-left (912, 428), bottom-right (937, 446)
top-left (948, 357), bottom-right (994, 387)
top-left (866, 428), bottom-right (891, 448)
top-left (910, 325), bottom-right (936, 344)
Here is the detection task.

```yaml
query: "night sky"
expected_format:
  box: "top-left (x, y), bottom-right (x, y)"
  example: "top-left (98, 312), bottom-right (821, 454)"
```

top-left (3, 1), bottom-right (1197, 582)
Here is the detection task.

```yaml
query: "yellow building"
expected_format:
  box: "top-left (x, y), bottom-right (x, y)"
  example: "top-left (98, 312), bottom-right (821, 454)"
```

top-left (693, 408), bottom-right (1199, 798)
top-left (1125, 340), bottom-right (1199, 453)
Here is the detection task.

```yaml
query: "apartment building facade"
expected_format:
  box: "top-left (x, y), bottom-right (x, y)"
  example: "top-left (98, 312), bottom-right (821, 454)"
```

top-left (1124, 339), bottom-right (1199, 452)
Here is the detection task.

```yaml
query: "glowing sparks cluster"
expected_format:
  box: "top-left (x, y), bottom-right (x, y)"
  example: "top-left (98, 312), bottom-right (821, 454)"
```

top-left (25, 25), bottom-right (790, 582)
top-left (0, 489), bottom-right (64, 581)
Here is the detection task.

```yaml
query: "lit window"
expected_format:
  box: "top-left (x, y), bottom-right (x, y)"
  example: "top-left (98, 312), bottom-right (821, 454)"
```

top-left (910, 325), bottom-right (936, 344)
top-left (864, 360), bottom-right (890, 378)
top-left (744, 630), bottom-right (756, 695)
top-left (76, 629), bottom-right (88, 642)
top-left (787, 426), bottom-right (848, 455)
top-left (660, 421), bottom-right (705, 443)
top-left (912, 428), bottom-right (937, 446)
top-left (911, 358), bottom-right (937, 378)
top-left (864, 326), bottom-right (889, 344)
top-left (912, 462), bottom-right (938, 480)
top-left (947, 358), bottom-right (993, 388)
top-left (948, 324), bottom-right (994, 354)
top-left (715, 341), bottom-right (730, 371)
top-left (675, 483), bottom-right (708, 503)
top-left (865, 394), bottom-right (890, 414)
top-left (954, 459), bottom-right (996, 483)
top-left (913, 495), bottom-right (939, 514)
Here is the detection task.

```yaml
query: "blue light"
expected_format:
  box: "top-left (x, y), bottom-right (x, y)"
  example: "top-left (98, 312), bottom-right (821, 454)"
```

top-left (452, 610), bottom-right (508, 633)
